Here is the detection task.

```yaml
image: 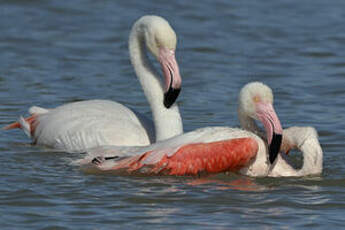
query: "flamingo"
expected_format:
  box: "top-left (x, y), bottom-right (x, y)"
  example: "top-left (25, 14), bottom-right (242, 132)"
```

top-left (75, 82), bottom-right (321, 177)
top-left (3, 15), bottom-right (184, 152)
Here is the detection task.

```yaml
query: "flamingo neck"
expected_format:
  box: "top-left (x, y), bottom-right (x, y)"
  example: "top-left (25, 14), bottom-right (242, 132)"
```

top-left (237, 108), bottom-right (271, 177)
top-left (238, 108), bottom-right (264, 139)
top-left (128, 25), bottom-right (183, 141)
top-left (299, 147), bottom-right (322, 176)
top-left (285, 127), bottom-right (323, 176)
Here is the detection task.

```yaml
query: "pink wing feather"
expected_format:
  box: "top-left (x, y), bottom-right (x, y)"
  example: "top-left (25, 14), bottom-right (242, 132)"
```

top-left (94, 137), bottom-right (259, 176)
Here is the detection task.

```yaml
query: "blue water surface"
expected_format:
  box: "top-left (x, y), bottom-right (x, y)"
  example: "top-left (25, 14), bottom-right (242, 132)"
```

top-left (0, 0), bottom-right (344, 229)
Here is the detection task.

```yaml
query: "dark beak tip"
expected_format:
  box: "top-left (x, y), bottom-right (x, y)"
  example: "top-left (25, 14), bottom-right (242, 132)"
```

top-left (164, 88), bottom-right (181, 108)
top-left (268, 133), bottom-right (283, 164)
top-left (269, 155), bottom-right (276, 164)
top-left (164, 99), bottom-right (172, 108)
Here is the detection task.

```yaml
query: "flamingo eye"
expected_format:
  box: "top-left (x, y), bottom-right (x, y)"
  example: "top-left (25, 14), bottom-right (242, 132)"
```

top-left (253, 96), bottom-right (260, 103)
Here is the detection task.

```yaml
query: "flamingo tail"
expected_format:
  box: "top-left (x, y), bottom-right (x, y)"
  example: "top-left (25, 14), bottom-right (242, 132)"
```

top-left (3, 115), bottom-right (37, 137)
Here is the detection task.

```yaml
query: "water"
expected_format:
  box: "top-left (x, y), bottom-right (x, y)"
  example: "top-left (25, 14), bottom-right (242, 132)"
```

top-left (1, 0), bottom-right (345, 229)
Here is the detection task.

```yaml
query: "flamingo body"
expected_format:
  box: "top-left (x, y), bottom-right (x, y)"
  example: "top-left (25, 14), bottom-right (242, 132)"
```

top-left (107, 137), bottom-right (258, 176)
top-left (79, 127), bottom-right (271, 177)
top-left (16, 100), bottom-right (154, 151)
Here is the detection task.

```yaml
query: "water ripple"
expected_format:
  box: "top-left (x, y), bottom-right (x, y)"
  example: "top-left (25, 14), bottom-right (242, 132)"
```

top-left (1, 0), bottom-right (345, 229)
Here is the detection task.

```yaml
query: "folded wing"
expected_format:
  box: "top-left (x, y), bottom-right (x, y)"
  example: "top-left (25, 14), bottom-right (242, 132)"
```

top-left (82, 137), bottom-right (259, 176)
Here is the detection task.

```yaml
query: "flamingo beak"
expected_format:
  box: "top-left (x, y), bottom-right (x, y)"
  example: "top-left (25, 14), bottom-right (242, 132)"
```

top-left (256, 102), bottom-right (283, 164)
top-left (159, 47), bottom-right (182, 108)
top-left (269, 132), bottom-right (283, 164)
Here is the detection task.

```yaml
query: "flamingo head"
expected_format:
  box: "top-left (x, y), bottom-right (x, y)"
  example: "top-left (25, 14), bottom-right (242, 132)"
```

top-left (141, 16), bottom-right (182, 108)
top-left (239, 82), bottom-right (283, 164)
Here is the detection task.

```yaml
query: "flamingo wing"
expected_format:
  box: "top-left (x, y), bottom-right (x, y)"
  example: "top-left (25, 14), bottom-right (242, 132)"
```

top-left (90, 137), bottom-right (259, 176)
top-left (4, 100), bottom-right (154, 152)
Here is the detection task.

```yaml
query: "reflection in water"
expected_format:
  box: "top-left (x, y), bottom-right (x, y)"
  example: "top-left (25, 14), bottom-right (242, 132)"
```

top-left (142, 207), bottom-right (182, 224)
top-left (187, 176), bottom-right (264, 191)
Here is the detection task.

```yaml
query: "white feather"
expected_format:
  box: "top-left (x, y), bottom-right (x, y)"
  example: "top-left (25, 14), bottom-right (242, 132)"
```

top-left (18, 116), bottom-right (31, 137)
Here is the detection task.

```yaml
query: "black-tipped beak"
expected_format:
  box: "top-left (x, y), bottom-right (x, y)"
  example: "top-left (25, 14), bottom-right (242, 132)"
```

top-left (268, 132), bottom-right (282, 164)
top-left (164, 87), bottom-right (181, 108)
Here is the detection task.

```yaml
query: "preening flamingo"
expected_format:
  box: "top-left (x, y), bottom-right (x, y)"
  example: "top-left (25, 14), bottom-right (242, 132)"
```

top-left (4, 15), bottom-right (183, 152)
top-left (75, 82), bottom-right (320, 177)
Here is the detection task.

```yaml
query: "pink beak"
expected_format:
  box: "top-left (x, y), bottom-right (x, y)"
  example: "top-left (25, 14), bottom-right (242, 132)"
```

top-left (256, 102), bottom-right (283, 164)
top-left (159, 47), bottom-right (182, 108)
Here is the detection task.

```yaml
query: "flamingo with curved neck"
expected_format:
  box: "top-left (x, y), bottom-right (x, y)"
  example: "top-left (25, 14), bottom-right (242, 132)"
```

top-left (75, 82), bottom-right (322, 178)
top-left (4, 15), bottom-right (183, 152)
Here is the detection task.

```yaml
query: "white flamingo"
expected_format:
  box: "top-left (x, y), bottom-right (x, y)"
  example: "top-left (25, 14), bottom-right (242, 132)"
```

top-left (4, 15), bottom-right (184, 152)
top-left (75, 82), bottom-right (323, 177)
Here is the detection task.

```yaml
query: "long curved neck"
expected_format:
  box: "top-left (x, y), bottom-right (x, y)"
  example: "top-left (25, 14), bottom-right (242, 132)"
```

top-left (128, 24), bottom-right (183, 142)
top-left (283, 127), bottom-right (323, 176)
